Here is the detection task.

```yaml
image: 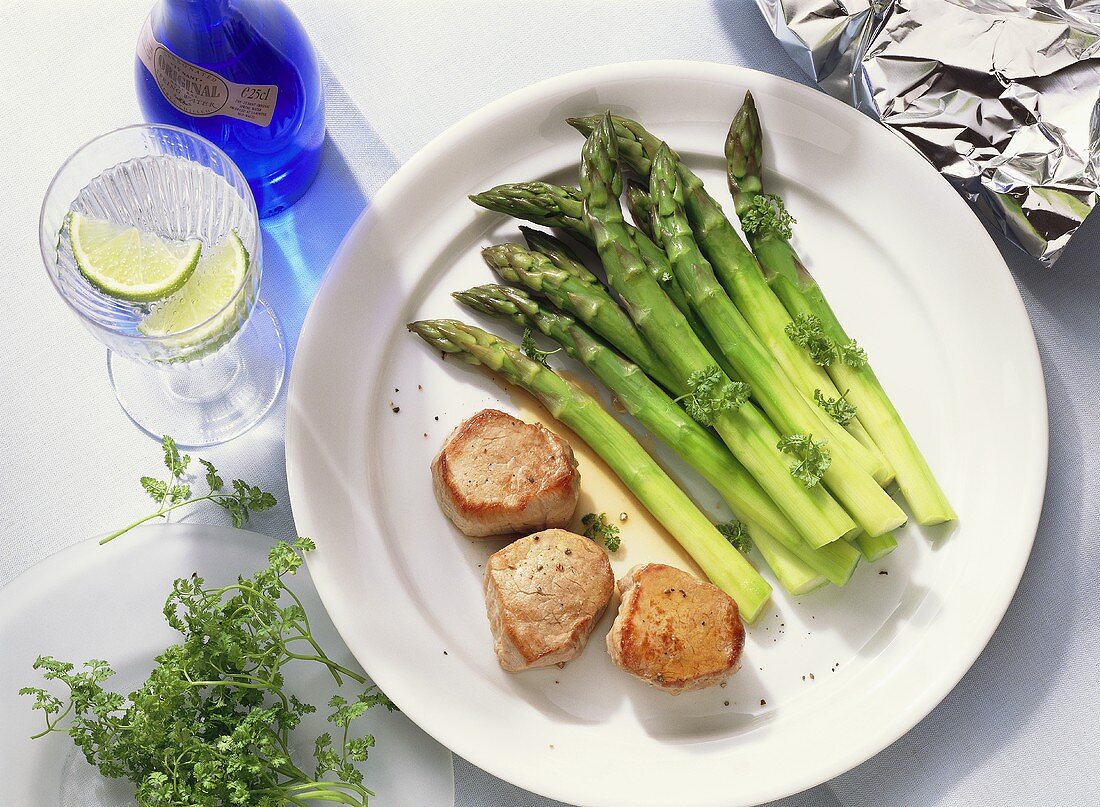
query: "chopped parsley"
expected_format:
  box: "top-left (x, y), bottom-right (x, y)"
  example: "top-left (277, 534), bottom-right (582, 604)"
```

top-left (582, 512), bottom-right (621, 552)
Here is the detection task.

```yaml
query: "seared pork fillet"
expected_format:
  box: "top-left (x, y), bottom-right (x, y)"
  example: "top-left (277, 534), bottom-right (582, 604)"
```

top-left (607, 563), bottom-right (744, 694)
top-left (432, 409), bottom-right (580, 537)
top-left (484, 529), bottom-right (614, 671)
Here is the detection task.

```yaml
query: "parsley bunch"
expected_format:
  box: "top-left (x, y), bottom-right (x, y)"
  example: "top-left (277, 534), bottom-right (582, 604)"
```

top-left (21, 538), bottom-right (393, 806)
top-left (101, 436), bottom-right (277, 544)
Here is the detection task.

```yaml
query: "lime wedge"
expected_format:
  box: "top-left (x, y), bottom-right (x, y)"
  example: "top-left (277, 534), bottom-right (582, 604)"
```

top-left (68, 213), bottom-right (201, 302)
top-left (138, 231), bottom-right (250, 349)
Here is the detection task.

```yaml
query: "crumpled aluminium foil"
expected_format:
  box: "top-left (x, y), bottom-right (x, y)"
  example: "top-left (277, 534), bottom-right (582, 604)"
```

top-left (755, 0), bottom-right (1100, 265)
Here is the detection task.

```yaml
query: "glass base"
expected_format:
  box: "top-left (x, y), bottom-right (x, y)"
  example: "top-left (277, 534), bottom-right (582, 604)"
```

top-left (107, 299), bottom-right (286, 447)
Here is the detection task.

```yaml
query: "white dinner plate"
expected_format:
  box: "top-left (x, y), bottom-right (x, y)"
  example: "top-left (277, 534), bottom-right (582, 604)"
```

top-left (286, 61), bottom-right (1047, 807)
top-left (0, 524), bottom-right (454, 806)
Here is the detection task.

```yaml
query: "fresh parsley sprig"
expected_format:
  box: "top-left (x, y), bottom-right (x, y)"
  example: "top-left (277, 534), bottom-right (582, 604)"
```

top-left (676, 366), bottom-right (750, 426)
top-left (838, 339), bottom-right (868, 368)
top-left (814, 388), bottom-right (857, 426)
top-left (582, 512), bottom-right (621, 552)
top-left (520, 327), bottom-right (560, 368)
top-left (777, 433), bottom-right (832, 487)
top-left (717, 520), bottom-right (753, 553)
top-left (101, 436), bottom-right (277, 544)
top-left (785, 313), bottom-right (836, 367)
top-left (21, 538), bottom-right (395, 807)
top-left (785, 313), bottom-right (868, 369)
top-left (740, 194), bottom-right (795, 241)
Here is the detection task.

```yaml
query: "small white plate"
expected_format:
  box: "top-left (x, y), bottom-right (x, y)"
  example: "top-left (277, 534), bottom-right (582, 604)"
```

top-left (0, 524), bottom-right (454, 806)
top-left (286, 61), bottom-right (1047, 807)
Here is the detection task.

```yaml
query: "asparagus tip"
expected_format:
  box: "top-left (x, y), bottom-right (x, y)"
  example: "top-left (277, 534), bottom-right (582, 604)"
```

top-left (565, 115), bottom-right (588, 134)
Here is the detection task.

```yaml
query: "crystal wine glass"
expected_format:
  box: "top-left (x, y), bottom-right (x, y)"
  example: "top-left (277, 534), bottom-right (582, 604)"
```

top-left (40, 124), bottom-right (286, 447)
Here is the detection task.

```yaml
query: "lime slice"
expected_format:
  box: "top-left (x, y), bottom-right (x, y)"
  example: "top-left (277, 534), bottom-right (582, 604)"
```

top-left (68, 213), bottom-right (201, 302)
top-left (138, 231), bottom-right (250, 350)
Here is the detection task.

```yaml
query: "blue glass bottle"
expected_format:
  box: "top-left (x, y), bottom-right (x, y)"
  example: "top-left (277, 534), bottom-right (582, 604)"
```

top-left (135, 0), bottom-right (324, 217)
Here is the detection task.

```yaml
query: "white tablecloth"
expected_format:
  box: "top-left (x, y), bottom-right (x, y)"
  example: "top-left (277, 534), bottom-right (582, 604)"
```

top-left (1, 2), bottom-right (1096, 805)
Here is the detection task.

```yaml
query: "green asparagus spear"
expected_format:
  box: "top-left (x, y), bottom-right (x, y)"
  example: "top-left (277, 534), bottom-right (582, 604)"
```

top-left (519, 227), bottom-right (599, 284)
top-left (580, 113), bottom-right (856, 548)
top-left (727, 92), bottom-right (956, 525)
top-left (724, 92), bottom-right (885, 465)
top-left (469, 182), bottom-right (589, 240)
top-left (852, 530), bottom-right (898, 562)
top-left (753, 529), bottom-right (825, 594)
top-left (482, 244), bottom-right (680, 394)
top-left (648, 145), bottom-right (906, 539)
top-left (625, 181), bottom-right (657, 241)
top-left (454, 284), bottom-right (860, 588)
top-left (492, 230), bottom-right (734, 398)
top-left (472, 181), bottom-right (737, 381)
top-left (407, 319), bottom-right (773, 620)
top-left (569, 113), bottom-right (896, 488)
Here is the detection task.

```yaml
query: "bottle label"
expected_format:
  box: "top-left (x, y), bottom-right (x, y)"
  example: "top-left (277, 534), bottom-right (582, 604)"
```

top-left (138, 18), bottom-right (278, 127)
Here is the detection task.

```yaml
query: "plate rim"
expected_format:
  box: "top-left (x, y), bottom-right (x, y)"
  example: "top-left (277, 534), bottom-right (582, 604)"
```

top-left (287, 59), bottom-right (1048, 806)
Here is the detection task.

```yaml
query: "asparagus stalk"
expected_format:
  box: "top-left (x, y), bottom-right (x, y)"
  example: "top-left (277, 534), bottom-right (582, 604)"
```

top-left (407, 319), bottom-right (773, 620)
top-left (648, 145), bottom-right (907, 539)
top-left (625, 181), bottom-right (657, 241)
top-left (629, 234), bottom-right (741, 384)
top-left (518, 226), bottom-right (744, 389)
top-left (753, 529), bottom-right (825, 594)
top-left (471, 181), bottom-right (737, 381)
top-left (518, 226), bottom-right (599, 284)
top-left (469, 182), bottom-right (590, 241)
top-left (454, 283), bottom-right (860, 588)
top-left (482, 244), bottom-right (680, 394)
top-left (569, 114), bottom-right (896, 488)
top-left (580, 113), bottom-right (856, 548)
top-left (852, 530), bottom-right (898, 562)
top-left (727, 92), bottom-right (956, 525)
top-left (724, 95), bottom-right (889, 470)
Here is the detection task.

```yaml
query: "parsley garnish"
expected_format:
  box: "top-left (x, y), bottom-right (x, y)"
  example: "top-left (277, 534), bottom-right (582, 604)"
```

top-left (101, 436), bottom-right (277, 544)
top-left (676, 366), bottom-right (750, 426)
top-left (839, 339), bottom-right (868, 368)
top-left (740, 194), bottom-right (795, 241)
top-left (785, 313), bottom-right (835, 367)
top-left (786, 314), bottom-right (870, 369)
top-left (21, 538), bottom-right (394, 806)
top-left (777, 433), bottom-right (832, 487)
top-left (787, 316), bottom-right (871, 369)
top-left (521, 327), bottom-right (559, 368)
top-left (814, 388), bottom-right (857, 426)
top-left (582, 512), bottom-right (621, 552)
top-left (717, 520), bottom-right (752, 553)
